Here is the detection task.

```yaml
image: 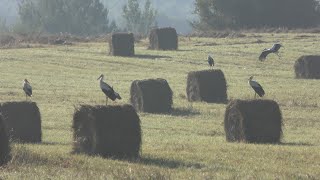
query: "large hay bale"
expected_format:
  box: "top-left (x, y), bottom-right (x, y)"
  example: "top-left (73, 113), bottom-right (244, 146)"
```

top-left (149, 27), bottom-right (178, 50)
top-left (72, 104), bottom-right (141, 159)
top-left (109, 33), bottom-right (134, 56)
top-left (294, 55), bottom-right (320, 79)
top-left (0, 102), bottom-right (42, 143)
top-left (224, 99), bottom-right (283, 143)
top-left (130, 78), bottom-right (173, 113)
top-left (0, 114), bottom-right (10, 166)
top-left (186, 69), bottom-right (227, 103)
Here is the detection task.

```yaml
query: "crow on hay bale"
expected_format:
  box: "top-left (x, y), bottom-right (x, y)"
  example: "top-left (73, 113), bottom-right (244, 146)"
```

top-left (0, 101), bottom-right (42, 143)
top-left (23, 79), bottom-right (32, 101)
top-left (224, 99), bottom-right (283, 143)
top-left (294, 55), bottom-right (320, 79)
top-left (0, 114), bottom-right (10, 166)
top-left (108, 33), bottom-right (134, 56)
top-left (149, 27), bottom-right (178, 50)
top-left (72, 104), bottom-right (141, 159)
top-left (248, 76), bottom-right (265, 99)
top-left (186, 69), bottom-right (227, 103)
top-left (130, 78), bottom-right (173, 113)
top-left (97, 74), bottom-right (121, 105)
top-left (259, 43), bottom-right (283, 61)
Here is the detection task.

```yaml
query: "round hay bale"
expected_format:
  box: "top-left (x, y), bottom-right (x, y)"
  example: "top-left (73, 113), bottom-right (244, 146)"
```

top-left (186, 69), bottom-right (227, 103)
top-left (149, 27), bottom-right (178, 50)
top-left (108, 33), bottom-right (135, 56)
top-left (130, 78), bottom-right (173, 113)
top-left (72, 104), bottom-right (142, 159)
top-left (0, 102), bottom-right (42, 143)
top-left (224, 99), bottom-right (283, 143)
top-left (294, 55), bottom-right (320, 79)
top-left (0, 113), bottom-right (10, 166)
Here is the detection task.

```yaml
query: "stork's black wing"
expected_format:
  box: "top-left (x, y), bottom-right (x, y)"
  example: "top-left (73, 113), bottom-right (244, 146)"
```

top-left (23, 86), bottom-right (32, 97)
top-left (259, 49), bottom-right (272, 61)
top-left (208, 56), bottom-right (214, 66)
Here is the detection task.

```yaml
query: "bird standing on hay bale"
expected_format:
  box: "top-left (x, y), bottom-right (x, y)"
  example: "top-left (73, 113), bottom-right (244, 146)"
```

top-left (208, 54), bottom-right (214, 68)
top-left (259, 43), bottom-right (283, 61)
top-left (23, 79), bottom-right (32, 101)
top-left (248, 76), bottom-right (265, 98)
top-left (97, 74), bottom-right (121, 105)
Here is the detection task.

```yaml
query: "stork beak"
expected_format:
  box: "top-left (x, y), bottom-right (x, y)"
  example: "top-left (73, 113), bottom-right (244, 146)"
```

top-left (97, 74), bottom-right (103, 80)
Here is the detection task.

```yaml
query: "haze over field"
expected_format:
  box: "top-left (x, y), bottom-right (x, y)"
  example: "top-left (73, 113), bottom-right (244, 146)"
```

top-left (0, 0), bottom-right (195, 34)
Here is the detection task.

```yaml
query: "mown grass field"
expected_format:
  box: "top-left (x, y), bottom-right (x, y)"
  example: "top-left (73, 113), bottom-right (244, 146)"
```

top-left (0, 33), bottom-right (320, 179)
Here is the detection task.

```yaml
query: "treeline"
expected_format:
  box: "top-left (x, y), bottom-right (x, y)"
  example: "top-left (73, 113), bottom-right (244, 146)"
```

top-left (0, 0), bottom-right (156, 36)
top-left (193, 0), bottom-right (320, 30)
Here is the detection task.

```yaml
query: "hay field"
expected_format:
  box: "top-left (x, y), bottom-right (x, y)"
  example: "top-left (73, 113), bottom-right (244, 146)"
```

top-left (0, 33), bottom-right (320, 179)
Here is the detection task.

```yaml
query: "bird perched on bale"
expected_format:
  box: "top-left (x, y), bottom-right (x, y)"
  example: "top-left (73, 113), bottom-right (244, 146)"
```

top-left (23, 79), bottom-right (32, 101)
top-left (259, 43), bottom-right (283, 61)
top-left (97, 74), bottom-right (121, 105)
top-left (248, 76), bottom-right (265, 98)
top-left (208, 54), bottom-right (214, 67)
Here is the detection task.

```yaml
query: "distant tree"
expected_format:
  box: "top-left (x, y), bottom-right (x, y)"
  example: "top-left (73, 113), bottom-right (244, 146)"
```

top-left (193, 0), bottom-right (320, 30)
top-left (122, 0), bottom-right (157, 35)
top-left (16, 0), bottom-right (117, 35)
top-left (0, 17), bottom-right (8, 33)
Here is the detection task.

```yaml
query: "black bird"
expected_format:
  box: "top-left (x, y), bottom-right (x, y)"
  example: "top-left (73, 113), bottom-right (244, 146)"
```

top-left (259, 43), bottom-right (283, 61)
top-left (23, 79), bottom-right (32, 100)
top-left (248, 76), bottom-right (265, 98)
top-left (97, 74), bottom-right (121, 105)
top-left (208, 54), bottom-right (214, 67)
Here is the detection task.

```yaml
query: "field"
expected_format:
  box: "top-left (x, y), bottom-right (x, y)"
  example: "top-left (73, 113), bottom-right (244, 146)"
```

top-left (0, 33), bottom-right (320, 179)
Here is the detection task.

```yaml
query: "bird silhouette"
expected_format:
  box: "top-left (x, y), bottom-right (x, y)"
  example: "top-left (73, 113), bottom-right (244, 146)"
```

top-left (97, 74), bottom-right (121, 105)
top-left (208, 54), bottom-right (214, 67)
top-left (23, 79), bottom-right (32, 101)
top-left (248, 76), bottom-right (265, 98)
top-left (259, 43), bottom-right (283, 61)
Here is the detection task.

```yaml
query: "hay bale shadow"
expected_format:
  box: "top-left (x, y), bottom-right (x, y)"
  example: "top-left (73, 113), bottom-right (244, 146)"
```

top-left (109, 33), bottom-right (134, 56)
top-left (0, 102), bottom-right (42, 143)
top-left (169, 107), bottom-right (200, 117)
top-left (72, 104), bottom-right (141, 159)
top-left (130, 78), bottom-right (173, 113)
top-left (149, 27), bottom-right (178, 50)
top-left (224, 99), bottom-right (283, 144)
top-left (186, 69), bottom-right (228, 103)
top-left (0, 114), bottom-right (10, 166)
top-left (294, 55), bottom-right (320, 79)
top-left (133, 54), bottom-right (172, 59)
top-left (136, 156), bottom-right (204, 169)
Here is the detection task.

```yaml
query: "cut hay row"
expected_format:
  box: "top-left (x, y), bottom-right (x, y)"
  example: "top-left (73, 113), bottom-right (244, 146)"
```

top-left (72, 104), bottom-right (141, 159)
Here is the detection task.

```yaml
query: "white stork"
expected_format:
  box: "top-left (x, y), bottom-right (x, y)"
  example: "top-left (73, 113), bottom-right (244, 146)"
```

top-left (208, 54), bottom-right (214, 67)
top-left (23, 79), bottom-right (32, 100)
top-left (259, 43), bottom-right (283, 61)
top-left (97, 74), bottom-right (121, 105)
top-left (248, 76), bottom-right (265, 98)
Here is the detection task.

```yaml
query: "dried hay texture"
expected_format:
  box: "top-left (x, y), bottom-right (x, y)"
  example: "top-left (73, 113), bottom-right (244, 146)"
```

top-left (149, 27), bottom-right (178, 50)
top-left (0, 114), bottom-right (10, 166)
top-left (294, 55), bottom-right (320, 79)
top-left (109, 33), bottom-right (135, 56)
top-left (186, 69), bottom-right (227, 103)
top-left (0, 102), bottom-right (42, 143)
top-left (130, 78), bottom-right (173, 113)
top-left (224, 99), bottom-right (283, 143)
top-left (72, 104), bottom-right (141, 159)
